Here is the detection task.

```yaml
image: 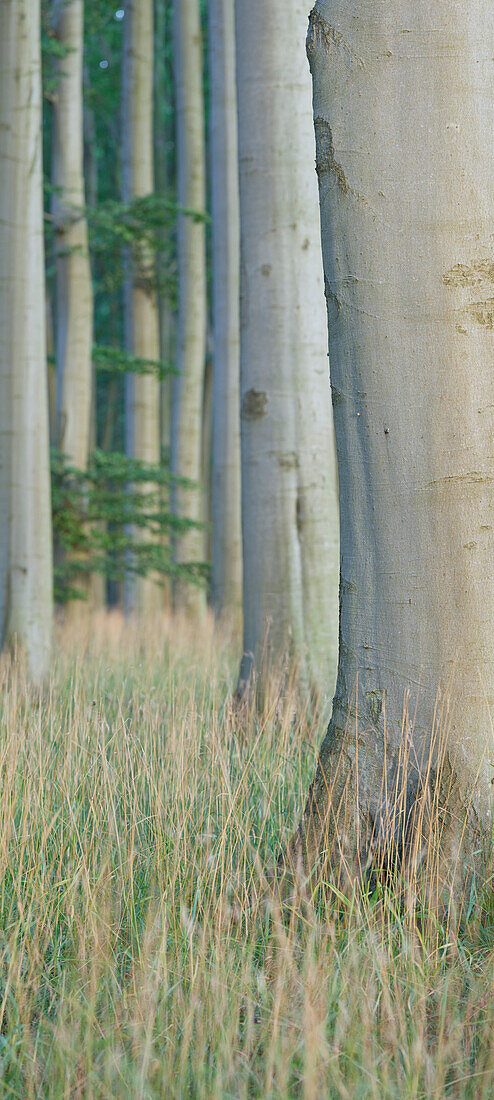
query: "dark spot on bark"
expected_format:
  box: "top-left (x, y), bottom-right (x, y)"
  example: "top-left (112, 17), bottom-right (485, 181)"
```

top-left (366, 690), bottom-right (383, 725)
top-left (314, 117), bottom-right (348, 193)
top-left (278, 451), bottom-right (299, 470)
top-left (325, 276), bottom-right (341, 325)
top-left (261, 264), bottom-right (271, 277)
top-left (241, 389), bottom-right (268, 420)
top-left (296, 493), bottom-right (303, 537)
top-left (302, 238), bottom-right (310, 251)
top-left (331, 386), bottom-right (343, 407)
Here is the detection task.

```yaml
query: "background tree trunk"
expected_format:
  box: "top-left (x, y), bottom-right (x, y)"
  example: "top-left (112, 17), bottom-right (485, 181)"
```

top-left (52, 0), bottom-right (93, 474)
top-left (296, 0), bottom-right (494, 902)
top-left (0, 0), bottom-right (53, 681)
top-left (122, 0), bottom-right (162, 617)
top-left (154, 0), bottom-right (175, 464)
top-left (235, 0), bottom-right (339, 698)
top-left (172, 0), bottom-right (207, 618)
top-left (208, 0), bottom-right (242, 624)
top-left (51, 0), bottom-right (94, 618)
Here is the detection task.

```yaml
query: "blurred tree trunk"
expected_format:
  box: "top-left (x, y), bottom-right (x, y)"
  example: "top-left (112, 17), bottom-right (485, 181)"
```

top-left (154, 0), bottom-right (175, 463)
top-left (0, 0), bottom-right (53, 681)
top-left (51, 0), bottom-right (95, 617)
top-left (293, 0), bottom-right (494, 905)
top-left (208, 0), bottom-right (242, 625)
top-left (52, 0), bottom-right (93, 473)
top-left (172, 0), bottom-right (207, 618)
top-left (235, 0), bottom-right (339, 699)
top-left (122, 0), bottom-right (161, 616)
top-left (154, 0), bottom-right (174, 610)
top-left (202, 354), bottom-right (213, 570)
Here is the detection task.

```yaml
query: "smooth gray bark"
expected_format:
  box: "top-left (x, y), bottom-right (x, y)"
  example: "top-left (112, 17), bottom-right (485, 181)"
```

top-left (235, 0), bottom-right (339, 698)
top-left (0, 0), bottom-right (53, 681)
top-left (52, 0), bottom-right (93, 473)
top-left (294, 0), bottom-right (494, 905)
top-left (209, 0), bottom-right (242, 622)
top-left (172, 0), bottom-right (207, 618)
top-left (122, 0), bottom-right (162, 616)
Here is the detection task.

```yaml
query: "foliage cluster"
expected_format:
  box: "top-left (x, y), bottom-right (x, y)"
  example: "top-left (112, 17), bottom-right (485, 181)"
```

top-left (0, 619), bottom-right (493, 1096)
top-left (51, 448), bottom-right (208, 602)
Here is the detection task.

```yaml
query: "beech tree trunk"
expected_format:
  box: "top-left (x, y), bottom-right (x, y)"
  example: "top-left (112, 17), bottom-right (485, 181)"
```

top-left (0, 0), bottom-right (53, 681)
top-left (52, 0), bottom-right (93, 473)
top-left (122, 0), bottom-right (162, 616)
top-left (235, 0), bottom-right (339, 697)
top-left (295, 0), bottom-right (494, 903)
top-left (154, 0), bottom-right (175, 464)
top-left (172, 0), bottom-right (207, 618)
top-left (51, 0), bottom-right (95, 617)
top-left (208, 0), bottom-right (242, 622)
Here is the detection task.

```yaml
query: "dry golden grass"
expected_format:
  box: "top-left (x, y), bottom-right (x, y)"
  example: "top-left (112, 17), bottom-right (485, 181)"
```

top-left (0, 611), bottom-right (493, 1097)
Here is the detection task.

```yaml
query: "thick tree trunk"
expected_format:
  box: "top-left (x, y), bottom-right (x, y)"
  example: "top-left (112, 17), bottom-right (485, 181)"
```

top-left (235, 0), bottom-right (339, 698)
top-left (122, 0), bottom-right (162, 617)
top-left (295, 0), bottom-right (494, 903)
top-left (208, 0), bottom-right (242, 623)
top-left (172, 0), bottom-right (207, 618)
top-left (52, 0), bottom-right (93, 473)
top-left (0, 0), bottom-right (53, 681)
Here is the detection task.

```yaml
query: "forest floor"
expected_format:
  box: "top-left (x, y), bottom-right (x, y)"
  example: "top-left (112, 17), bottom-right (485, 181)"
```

top-left (0, 612), bottom-right (493, 1097)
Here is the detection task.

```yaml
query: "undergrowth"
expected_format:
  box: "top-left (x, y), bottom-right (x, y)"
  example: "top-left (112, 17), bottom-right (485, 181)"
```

top-left (0, 613), bottom-right (493, 1097)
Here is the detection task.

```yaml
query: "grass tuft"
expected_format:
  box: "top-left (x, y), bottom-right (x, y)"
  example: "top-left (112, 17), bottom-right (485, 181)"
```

top-left (0, 612), bottom-right (493, 1097)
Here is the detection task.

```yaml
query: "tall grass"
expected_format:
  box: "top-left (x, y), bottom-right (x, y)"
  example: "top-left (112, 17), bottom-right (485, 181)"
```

top-left (0, 612), bottom-right (493, 1097)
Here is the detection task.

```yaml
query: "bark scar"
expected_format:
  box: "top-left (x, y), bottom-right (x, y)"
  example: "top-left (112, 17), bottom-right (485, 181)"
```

top-left (314, 117), bottom-right (366, 204)
top-left (314, 117), bottom-right (348, 193)
top-left (307, 8), bottom-right (365, 69)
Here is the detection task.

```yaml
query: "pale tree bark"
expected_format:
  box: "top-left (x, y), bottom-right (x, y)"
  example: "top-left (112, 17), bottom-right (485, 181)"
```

top-left (52, 0), bottom-right (93, 473)
top-left (208, 0), bottom-right (242, 624)
top-left (154, 0), bottom-right (175, 464)
top-left (51, 0), bottom-right (95, 618)
top-left (122, 0), bottom-right (162, 616)
top-left (293, 0), bottom-right (494, 905)
top-left (172, 0), bottom-right (207, 618)
top-left (202, 354), bottom-right (213, 569)
top-left (235, 0), bottom-right (339, 698)
top-left (0, 0), bottom-right (53, 681)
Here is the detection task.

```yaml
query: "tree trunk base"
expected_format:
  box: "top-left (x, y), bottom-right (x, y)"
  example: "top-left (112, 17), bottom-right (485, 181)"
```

top-left (281, 712), bottom-right (491, 924)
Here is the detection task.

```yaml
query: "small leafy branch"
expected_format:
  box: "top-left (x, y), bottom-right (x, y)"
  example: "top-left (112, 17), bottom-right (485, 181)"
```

top-left (51, 448), bottom-right (209, 603)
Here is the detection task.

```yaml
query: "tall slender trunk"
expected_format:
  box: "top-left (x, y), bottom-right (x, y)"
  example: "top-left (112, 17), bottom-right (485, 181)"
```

top-left (202, 355), bottom-right (213, 570)
top-left (0, 0), bottom-right (53, 681)
top-left (208, 0), bottom-right (242, 624)
top-left (51, 0), bottom-right (95, 618)
top-left (235, 0), bottom-right (339, 698)
top-left (154, 0), bottom-right (175, 464)
top-left (172, 0), bottom-right (207, 618)
top-left (295, 0), bottom-right (494, 902)
top-left (52, 0), bottom-right (93, 473)
top-left (122, 0), bottom-right (162, 616)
